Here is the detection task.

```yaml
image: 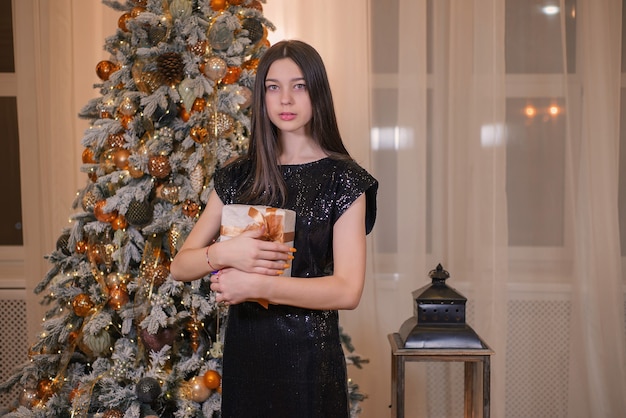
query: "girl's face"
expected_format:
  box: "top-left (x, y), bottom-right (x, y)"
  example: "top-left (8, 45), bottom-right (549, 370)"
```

top-left (264, 58), bottom-right (313, 136)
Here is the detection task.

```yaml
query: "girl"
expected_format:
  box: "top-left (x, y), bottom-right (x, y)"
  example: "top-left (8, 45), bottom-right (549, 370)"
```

top-left (171, 40), bottom-right (378, 417)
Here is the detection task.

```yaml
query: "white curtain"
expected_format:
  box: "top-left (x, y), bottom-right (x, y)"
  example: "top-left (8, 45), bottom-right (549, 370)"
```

top-left (25, 0), bottom-right (626, 417)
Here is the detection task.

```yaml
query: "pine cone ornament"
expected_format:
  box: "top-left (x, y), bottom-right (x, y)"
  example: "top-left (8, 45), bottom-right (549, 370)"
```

top-left (189, 164), bottom-right (205, 194)
top-left (157, 52), bottom-right (184, 86)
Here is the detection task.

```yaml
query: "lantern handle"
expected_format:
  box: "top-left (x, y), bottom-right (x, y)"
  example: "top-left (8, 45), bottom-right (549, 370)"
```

top-left (428, 263), bottom-right (450, 285)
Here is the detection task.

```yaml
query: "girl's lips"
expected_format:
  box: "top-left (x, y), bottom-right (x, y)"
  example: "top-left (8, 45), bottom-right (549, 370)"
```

top-left (279, 112), bottom-right (296, 121)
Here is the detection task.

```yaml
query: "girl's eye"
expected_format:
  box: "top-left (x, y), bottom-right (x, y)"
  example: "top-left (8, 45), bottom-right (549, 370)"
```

top-left (266, 84), bottom-right (278, 91)
top-left (294, 83), bottom-right (306, 90)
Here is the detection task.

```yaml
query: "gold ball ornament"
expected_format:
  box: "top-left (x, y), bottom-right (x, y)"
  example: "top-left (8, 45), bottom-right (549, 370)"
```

top-left (102, 409), bottom-right (124, 418)
top-left (72, 293), bottom-right (94, 317)
top-left (113, 148), bottom-right (131, 170)
top-left (179, 104), bottom-right (191, 122)
top-left (107, 133), bottom-right (126, 148)
top-left (221, 66), bottom-right (241, 84)
top-left (19, 388), bottom-right (38, 407)
top-left (203, 370), bottom-right (221, 390)
top-left (159, 182), bottom-right (180, 204)
top-left (82, 148), bottom-right (96, 164)
top-left (131, 6), bottom-right (147, 18)
top-left (128, 163), bottom-right (145, 178)
top-left (118, 96), bottom-right (138, 116)
top-left (118, 12), bottom-right (132, 32)
top-left (100, 109), bottom-right (114, 119)
top-left (182, 200), bottom-right (200, 217)
top-left (36, 378), bottom-right (54, 401)
top-left (75, 240), bottom-right (88, 254)
top-left (108, 285), bottom-right (130, 310)
top-left (190, 126), bottom-right (209, 144)
top-left (187, 376), bottom-right (211, 402)
top-left (96, 60), bottom-right (117, 81)
top-left (241, 58), bottom-right (260, 71)
top-left (189, 40), bottom-right (209, 56)
top-left (237, 86), bottom-right (253, 109)
top-left (148, 155), bottom-right (172, 179)
top-left (192, 97), bottom-right (207, 113)
top-left (203, 56), bottom-right (228, 81)
top-left (94, 200), bottom-right (118, 223)
top-left (120, 114), bottom-right (133, 129)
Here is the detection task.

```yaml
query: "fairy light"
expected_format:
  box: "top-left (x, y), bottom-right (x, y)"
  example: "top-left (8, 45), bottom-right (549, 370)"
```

top-left (524, 105), bottom-right (536, 117)
top-left (549, 105), bottom-right (560, 116)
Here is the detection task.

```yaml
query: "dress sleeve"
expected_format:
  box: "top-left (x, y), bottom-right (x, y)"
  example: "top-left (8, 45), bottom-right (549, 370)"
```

top-left (213, 158), bottom-right (250, 204)
top-left (334, 161), bottom-right (379, 235)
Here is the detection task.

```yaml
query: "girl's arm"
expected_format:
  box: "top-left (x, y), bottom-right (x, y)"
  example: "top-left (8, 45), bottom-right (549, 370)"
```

top-left (170, 190), bottom-right (293, 282)
top-left (211, 194), bottom-right (368, 310)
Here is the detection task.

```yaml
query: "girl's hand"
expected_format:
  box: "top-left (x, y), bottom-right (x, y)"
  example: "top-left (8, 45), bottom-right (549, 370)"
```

top-left (213, 227), bottom-right (294, 275)
top-left (210, 268), bottom-right (262, 305)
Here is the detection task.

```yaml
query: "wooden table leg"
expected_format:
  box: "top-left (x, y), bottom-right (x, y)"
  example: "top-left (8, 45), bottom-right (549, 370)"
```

top-left (483, 356), bottom-right (491, 418)
top-left (464, 362), bottom-right (475, 418)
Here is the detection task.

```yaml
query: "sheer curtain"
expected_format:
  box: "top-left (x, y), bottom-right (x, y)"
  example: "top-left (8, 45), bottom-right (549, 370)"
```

top-left (368, 0), bottom-right (626, 417)
top-left (25, 0), bottom-right (626, 417)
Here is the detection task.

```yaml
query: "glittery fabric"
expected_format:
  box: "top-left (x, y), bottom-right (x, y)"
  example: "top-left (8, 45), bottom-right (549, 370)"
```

top-left (214, 157), bottom-right (378, 418)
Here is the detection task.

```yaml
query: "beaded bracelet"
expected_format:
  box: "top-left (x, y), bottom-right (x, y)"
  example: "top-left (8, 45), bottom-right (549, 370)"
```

top-left (205, 242), bottom-right (219, 274)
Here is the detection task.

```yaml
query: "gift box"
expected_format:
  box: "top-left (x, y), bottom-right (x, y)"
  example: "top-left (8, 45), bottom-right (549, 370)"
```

top-left (219, 204), bottom-right (296, 308)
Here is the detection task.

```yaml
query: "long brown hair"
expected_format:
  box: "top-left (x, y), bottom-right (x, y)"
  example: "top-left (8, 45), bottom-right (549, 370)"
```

top-left (240, 40), bottom-right (352, 205)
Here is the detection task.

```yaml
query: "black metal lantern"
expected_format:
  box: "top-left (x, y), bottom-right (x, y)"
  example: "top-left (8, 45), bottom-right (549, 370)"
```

top-left (398, 263), bottom-right (488, 349)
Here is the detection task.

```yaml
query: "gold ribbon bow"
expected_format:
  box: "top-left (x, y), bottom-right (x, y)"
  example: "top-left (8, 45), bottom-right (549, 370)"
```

top-left (220, 207), bottom-right (295, 243)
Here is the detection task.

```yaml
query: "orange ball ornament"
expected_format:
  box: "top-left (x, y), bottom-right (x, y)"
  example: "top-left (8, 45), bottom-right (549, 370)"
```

top-left (179, 105), bottom-right (191, 122)
top-left (202, 370), bottom-right (221, 390)
top-left (131, 6), bottom-right (146, 18)
top-left (75, 240), bottom-right (88, 254)
top-left (182, 200), bottom-right (200, 217)
top-left (94, 200), bottom-right (118, 223)
top-left (111, 214), bottom-right (128, 231)
top-left (190, 126), bottom-right (209, 144)
top-left (82, 148), bottom-right (96, 164)
top-left (221, 66), bottom-right (241, 84)
top-left (118, 12), bottom-right (132, 32)
top-left (72, 293), bottom-right (94, 317)
top-left (229, 0), bottom-right (244, 4)
top-left (192, 97), bottom-right (207, 113)
top-left (108, 285), bottom-right (130, 310)
top-left (210, 0), bottom-right (227, 11)
top-left (241, 58), bottom-right (259, 71)
top-left (148, 155), bottom-right (172, 179)
top-left (96, 60), bottom-right (117, 81)
top-left (36, 378), bottom-right (54, 401)
top-left (120, 115), bottom-right (133, 129)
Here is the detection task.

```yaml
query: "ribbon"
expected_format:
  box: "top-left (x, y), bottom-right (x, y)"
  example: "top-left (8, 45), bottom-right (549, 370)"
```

top-left (220, 206), bottom-right (295, 243)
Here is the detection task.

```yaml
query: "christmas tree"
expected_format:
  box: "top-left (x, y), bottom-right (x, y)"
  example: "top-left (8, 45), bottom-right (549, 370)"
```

top-left (0, 1), bottom-right (366, 417)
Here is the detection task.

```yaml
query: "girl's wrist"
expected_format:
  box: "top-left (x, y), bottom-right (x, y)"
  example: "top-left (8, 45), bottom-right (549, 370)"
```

top-left (205, 241), bottom-right (219, 273)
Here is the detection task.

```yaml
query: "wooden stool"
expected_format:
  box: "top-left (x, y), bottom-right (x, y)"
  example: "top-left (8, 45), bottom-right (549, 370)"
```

top-left (388, 333), bottom-right (494, 418)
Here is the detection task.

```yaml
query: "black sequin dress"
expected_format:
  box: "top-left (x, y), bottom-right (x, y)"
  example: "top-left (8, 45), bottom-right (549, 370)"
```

top-left (213, 157), bottom-right (378, 418)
